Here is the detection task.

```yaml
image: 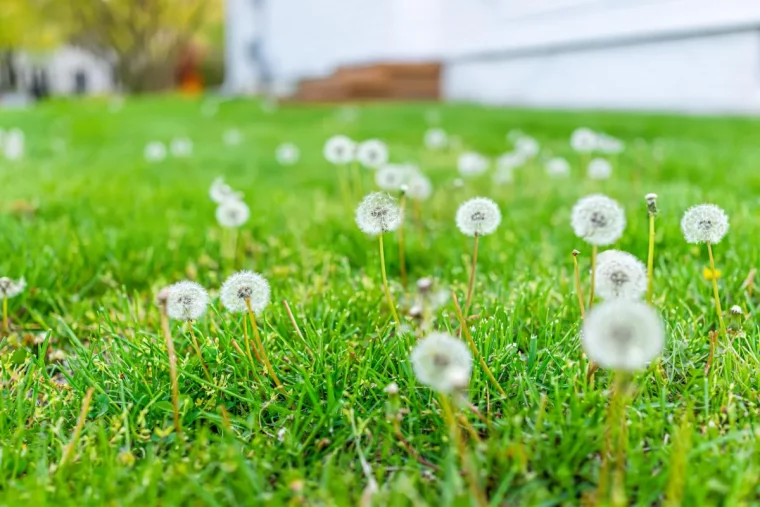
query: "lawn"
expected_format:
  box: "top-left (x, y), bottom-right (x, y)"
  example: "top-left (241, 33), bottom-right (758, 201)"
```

top-left (0, 96), bottom-right (759, 506)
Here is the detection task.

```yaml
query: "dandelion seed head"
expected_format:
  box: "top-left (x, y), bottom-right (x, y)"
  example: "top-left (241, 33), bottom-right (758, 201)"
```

top-left (595, 250), bottom-right (647, 300)
top-left (582, 300), bottom-right (664, 371)
top-left (144, 141), bottom-right (166, 162)
top-left (424, 128), bottom-right (448, 150)
top-left (356, 139), bottom-right (389, 169)
top-left (216, 199), bottom-right (250, 228)
top-left (166, 281), bottom-right (209, 321)
top-left (515, 136), bottom-right (540, 157)
top-left (597, 134), bottom-right (625, 155)
top-left (411, 332), bottom-right (473, 393)
top-left (384, 382), bottom-right (399, 395)
top-left (497, 152), bottom-right (525, 171)
top-left (546, 157), bottom-right (571, 178)
top-left (570, 128), bottom-right (598, 153)
top-left (730, 305), bottom-right (743, 316)
top-left (457, 152), bottom-right (489, 177)
top-left (0, 277), bottom-right (26, 299)
top-left (456, 197), bottom-right (501, 237)
top-left (223, 128), bottom-right (243, 146)
top-left (406, 173), bottom-right (432, 201)
top-left (220, 270), bottom-right (271, 314)
top-left (571, 194), bottom-right (626, 246)
top-left (323, 135), bottom-right (356, 165)
top-left (587, 158), bottom-right (612, 180)
top-left (375, 164), bottom-right (409, 191)
top-left (209, 177), bottom-right (243, 203)
top-left (355, 192), bottom-right (403, 235)
top-left (276, 143), bottom-right (300, 165)
top-left (681, 204), bottom-right (729, 244)
top-left (170, 137), bottom-right (193, 158)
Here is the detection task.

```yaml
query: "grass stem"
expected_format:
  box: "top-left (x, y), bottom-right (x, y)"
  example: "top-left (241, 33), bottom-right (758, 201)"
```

top-left (378, 234), bottom-right (401, 326)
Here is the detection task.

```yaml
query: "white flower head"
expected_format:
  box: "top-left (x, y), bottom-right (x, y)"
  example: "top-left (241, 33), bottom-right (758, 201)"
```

top-left (170, 137), bottom-right (193, 158)
top-left (406, 173), bottom-right (433, 201)
top-left (424, 128), bottom-right (448, 150)
top-left (166, 281), bottom-right (209, 321)
top-left (209, 177), bottom-right (243, 203)
top-left (587, 158), bottom-right (612, 180)
top-left (0, 277), bottom-right (26, 299)
top-left (546, 157), bottom-right (571, 178)
top-left (570, 128), bottom-right (598, 153)
top-left (323, 135), bottom-right (356, 165)
top-left (276, 143), bottom-right (300, 165)
top-left (411, 332), bottom-right (473, 394)
top-left (571, 194), bottom-right (626, 246)
top-left (220, 270), bottom-right (271, 314)
top-left (582, 300), bottom-right (664, 371)
top-left (681, 204), bottom-right (729, 244)
top-left (144, 141), bottom-right (166, 162)
top-left (457, 152), bottom-right (489, 177)
top-left (216, 199), bottom-right (250, 228)
top-left (355, 192), bottom-right (403, 235)
top-left (496, 152), bottom-right (525, 172)
top-left (597, 134), bottom-right (625, 155)
top-left (356, 139), bottom-right (389, 169)
top-left (515, 136), bottom-right (540, 158)
top-left (595, 250), bottom-right (647, 300)
top-left (375, 164), bottom-right (409, 192)
top-left (456, 197), bottom-right (501, 237)
top-left (223, 128), bottom-right (243, 146)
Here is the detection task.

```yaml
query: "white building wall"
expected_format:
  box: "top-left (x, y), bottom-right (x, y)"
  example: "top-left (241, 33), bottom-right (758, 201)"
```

top-left (17, 46), bottom-right (114, 96)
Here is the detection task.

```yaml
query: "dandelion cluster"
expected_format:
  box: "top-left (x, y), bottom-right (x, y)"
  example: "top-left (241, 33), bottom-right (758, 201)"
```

top-left (411, 333), bottom-right (473, 393)
top-left (681, 204), bottom-right (729, 244)
top-left (456, 197), bottom-right (501, 236)
top-left (355, 192), bottom-right (403, 235)
top-left (571, 194), bottom-right (626, 245)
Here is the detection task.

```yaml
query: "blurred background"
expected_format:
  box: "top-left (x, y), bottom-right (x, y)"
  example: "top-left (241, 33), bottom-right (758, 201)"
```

top-left (3, 0), bottom-right (760, 113)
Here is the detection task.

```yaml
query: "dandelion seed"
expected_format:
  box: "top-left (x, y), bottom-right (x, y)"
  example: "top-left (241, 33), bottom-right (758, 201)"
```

top-left (570, 128), bottom-right (598, 153)
top-left (595, 250), bottom-right (647, 300)
top-left (223, 128), bottom-right (243, 146)
top-left (681, 204), bottom-right (729, 244)
top-left (209, 177), bottom-right (243, 203)
top-left (582, 300), bottom-right (664, 371)
top-left (457, 152), bottom-right (489, 177)
top-left (375, 164), bottom-right (409, 192)
top-left (216, 199), bottom-right (250, 228)
top-left (405, 173), bottom-right (433, 201)
top-left (571, 194), bottom-right (626, 246)
top-left (170, 137), bottom-right (193, 158)
top-left (276, 142), bottom-right (300, 166)
top-left (515, 136), bottom-right (540, 158)
top-left (456, 197), bottom-right (501, 237)
top-left (546, 157), bottom-right (571, 178)
top-left (355, 192), bottom-right (403, 235)
top-left (220, 270), bottom-right (271, 314)
top-left (411, 332), bottom-right (473, 393)
top-left (166, 281), bottom-right (209, 321)
top-left (424, 128), bottom-right (448, 150)
top-left (324, 135), bottom-right (356, 165)
top-left (587, 158), bottom-right (612, 180)
top-left (356, 139), bottom-right (389, 169)
top-left (0, 277), bottom-right (26, 299)
top-left (144, 141), bottom-right (167, 163)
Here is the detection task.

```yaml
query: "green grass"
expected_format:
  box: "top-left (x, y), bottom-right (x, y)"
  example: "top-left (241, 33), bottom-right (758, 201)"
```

top-left (1, 96), bottom-right (759, 506)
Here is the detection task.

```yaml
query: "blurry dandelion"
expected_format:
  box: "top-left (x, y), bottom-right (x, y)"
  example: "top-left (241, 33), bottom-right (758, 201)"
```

top-left (497, 152), bottom-right (525, 172)
top-left (166, 281), bottom-right (209, 321)
top-left (515, 136), bottom-right (540, 158)
top-left (356, 139), bottom-right (389, 169)
top-left (209, 177), bottom-right (243, 204)
top-left (570, 128), bottom-right (598, 153)
top-left (0, 276), bottom-right (26, 334)
top-left (375, 164), bottom-right (409, 192)
top-left (424, 128), bottom-right (448, 150)
top-left (597, 134), bottom-right (625, 155)
top-left (411, 332), bottom-right (472, 394)
top-left (587, 158), bottom-right (612, 180)
top-left (595, 250), bottom-right (647, 300)
top-left (406, 173), bottom-right (433, 201)
top-left (170, 137), bottom-right (193, 158)
top-left (457, 152), bottom-right (489, 177)
top-left (216, 199), bottom-right (250, 228)
top-left (144, 141), bottom-right (167, 163)
top-left (276, 143), bottom-right (300, 165)
top-left (546, 157), bottom-right (571, 178)
top-left (223, 128), bottom-right (243, 146)
top-left (324, 135), bottom-right (356, 165)
top-left (456, 197), bottom-right (501, 315)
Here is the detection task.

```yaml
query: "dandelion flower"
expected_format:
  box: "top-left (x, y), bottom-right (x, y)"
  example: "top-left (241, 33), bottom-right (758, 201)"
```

top-left (0, 277), bottom-right (26, 299)
top-left (457, 152), bottom-right (489, 177)
top-left (216, 199), bottom-right (250, 228)
top-left (515, 136), bottom-right (539, 158)
top-left (144, 141), bottom-right (167, 163)
top-left (170, 137), bottom-right (193, 158)
top-left (355, 192), bottom-right (403, 235)
top-left (411, 332), bottom-right (473, 393)
top-left (456, 197), bottom-right (501, 237)
top-left (375, 164), bottom-right (409, 192)
top-left (595, 250), bottom-right (647, 300)
top-left (496, 152), bottom-right (525, 172)
top-left (323, 135), bottom-right (356, 165)
top-left (546, 157), bottom-right (571, 178)
top-left (587, 158), bottom-right (612, 180)
top-left (681, 204), bottom-right (729, 244)
top-left (276, 143), bottom-right (300, 165)
top-left (570, 128), bottom-right (598, 153)
top-left (209, 177), bottom-right (243, 203)
top-left (406, 173), bottom-right (433, 201)
top-left (424, 128), bottom-right (448, 150)
top-left (356, 139), bottom-right (389, 169)
top-left (166, 281), bottom-right (209, 321)
top-left (220, 270), bottom-right (271, 314)
top-left (582, 300), bottom-right (664, 371)
top-left (571, 194), bottom-right (626, 246)
top-left (223, 128), bottom-right (243, 146)
top-left (597, 134), bottom-right (625, 155)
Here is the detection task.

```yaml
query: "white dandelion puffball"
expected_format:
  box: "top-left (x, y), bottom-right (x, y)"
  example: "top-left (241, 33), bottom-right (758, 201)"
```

top-left (424, 128), bottom-right (448, 150)
top-left (582, 300), bottom-right (664, 371)
top-left (170, 137), bottom-right (193, 158)
top-left (375, 164), bottom-right (409, 191)
top-left (356, 139), bottom-right (389, 169)
top-left (276, 143), bottom-right (300, 166)
top-left (515, 136), bottom-right (540, 158)
top-left (144, 141), bottom-right (167, 163)
top-left (216, 199), bottom-right (250, 228)
top-left (456, 197), bottom-right (502, 237)
top-left (3, 129), bottom-right (25, 160)
top-left (570, 128), bottom-right (598, 153)
top-left (220, 270), bottom-right (271, 314)
top-left (209, 177), bottom-right (243, 204)
top-left (166, 281), bottom-right (209, 321)
top-left (406, 173), bottom-right (433, 201)
top-left (323, 135), bottom-right (356, 165)
top-left (597, 134), bottom-right (625, 155)
top-left (546, 157), bottom-right (571, 178)
top-left (496, 152), bottom-right (525, 172)
top-left (0, 277), bottom-right (26, 299)
top-left (355, 192), bottom-right (403, 235)
top-left (681, 204), bottom-right (729, 244)
top-left (457, 152), bottom-right (489, 177)
top-left (223, 128), bottom-right (243, 146)
top-left (571, 194), bottom-right (626, 246)
top-left (587, 158), bottom-right (612, 180)
top-left (595, 250), bottom-right (647, 300)
top-left (411, 332), bottom-right (473, 394)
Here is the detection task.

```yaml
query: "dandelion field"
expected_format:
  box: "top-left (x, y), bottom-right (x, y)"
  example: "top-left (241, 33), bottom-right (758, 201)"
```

top-left (1, 97), bottom-right (760, 506)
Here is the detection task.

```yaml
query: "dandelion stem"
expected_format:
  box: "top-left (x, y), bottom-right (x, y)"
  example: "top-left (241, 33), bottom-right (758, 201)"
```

top-left (452, 290), bottom-right (508, 399)
top-left (378, 234), bottom-right (401, 326)
top-left (588, 244), bottom-right (598, 309)
top-left (59, 387), bottom-right (95, 470)
top-left (246, 299), bottom-right (284, 390)
top-left (242, 310), bottom-right (263, 367)
top-left (611, 372), bottom-right (629, 507)
top-left (464, 234), bottom-right (480, 317)
top-left (282, 299), bottom-right (314, 359)
top-left (187, 322), bottom-right (213, 384)
top-left (646, 213), bottom-right (656, 304)
top-left (398, 193), bottom-right (408, 288)
top-left (706, 242), bottom-right (728, 342)
top-left (1, 298), bottom-right (7, 335)
top-left (160, 303), bottom-right (182, 437)
top-left (572, 250), bottom-right (586, 319)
